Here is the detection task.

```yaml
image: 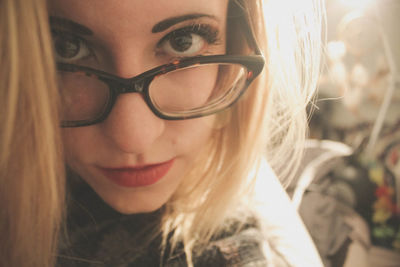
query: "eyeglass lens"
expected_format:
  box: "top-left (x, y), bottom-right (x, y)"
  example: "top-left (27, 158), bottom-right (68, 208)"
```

top-left (58, 63), bottom-right (247, 123)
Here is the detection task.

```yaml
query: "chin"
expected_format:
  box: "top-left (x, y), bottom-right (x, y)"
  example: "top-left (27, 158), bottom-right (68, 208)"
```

top-left (109, 200), bottom-right (165, 215)
top-left (97, 187), bottom-right (172, 215)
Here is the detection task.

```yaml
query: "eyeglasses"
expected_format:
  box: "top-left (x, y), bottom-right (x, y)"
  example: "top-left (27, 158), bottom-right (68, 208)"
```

top-left (58, 3), bottom-right (264, 127)
top-left (58, 55), bottom-right (264, 127)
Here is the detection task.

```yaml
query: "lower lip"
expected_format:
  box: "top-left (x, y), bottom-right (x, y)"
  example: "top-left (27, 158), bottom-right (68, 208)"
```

top-left (100, 159), bottom-right (175, 188)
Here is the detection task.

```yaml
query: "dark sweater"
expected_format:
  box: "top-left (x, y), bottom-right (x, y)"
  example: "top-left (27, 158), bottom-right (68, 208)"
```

top-left (57, 181), bottom-right (269, 267)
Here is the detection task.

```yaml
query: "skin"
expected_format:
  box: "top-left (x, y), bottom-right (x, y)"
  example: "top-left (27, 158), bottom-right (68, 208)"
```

top-left (50, 0), bottom-right (229, 214)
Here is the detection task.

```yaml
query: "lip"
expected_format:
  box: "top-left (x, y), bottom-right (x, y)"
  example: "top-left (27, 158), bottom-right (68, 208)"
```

top-left (99, 159), bottom-right (175, 187)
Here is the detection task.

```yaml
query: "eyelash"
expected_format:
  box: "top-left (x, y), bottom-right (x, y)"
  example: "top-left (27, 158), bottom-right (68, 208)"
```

top-left (156, 24), bottom-right (221, 57)
top-left (158, 24), bottom-right (220, 48)
top-left (51, 29), bottom-right (95, 63)
top-left (51, 23), bottom-right (221, 64)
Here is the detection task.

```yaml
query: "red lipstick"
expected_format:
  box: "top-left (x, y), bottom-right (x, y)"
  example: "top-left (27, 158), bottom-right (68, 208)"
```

top-left (100, 159), bottom-right (174, 187)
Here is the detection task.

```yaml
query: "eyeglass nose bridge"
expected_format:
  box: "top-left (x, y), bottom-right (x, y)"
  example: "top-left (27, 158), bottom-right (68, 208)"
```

top-left (109, 76), bottom-right (171, 124)
top-left (112, 78), bottom-right (148, 96)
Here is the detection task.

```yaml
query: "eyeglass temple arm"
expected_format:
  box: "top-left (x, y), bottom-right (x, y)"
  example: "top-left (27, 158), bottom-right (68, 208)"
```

top-left (228, 0), bottom-right (263, 56)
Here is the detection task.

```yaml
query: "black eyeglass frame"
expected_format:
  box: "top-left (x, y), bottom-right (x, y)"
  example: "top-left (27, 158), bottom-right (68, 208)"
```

top-left (59, 2), bottom-right (265, 127)
top-left (59, 55), bottom-right (263, 127)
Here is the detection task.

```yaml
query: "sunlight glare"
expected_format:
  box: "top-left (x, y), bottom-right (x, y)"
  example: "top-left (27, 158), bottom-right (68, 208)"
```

top-left (340, 0), bottom-right (375, 9)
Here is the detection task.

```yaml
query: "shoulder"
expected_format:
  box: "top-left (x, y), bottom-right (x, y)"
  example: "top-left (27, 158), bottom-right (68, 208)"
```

top-left (193, 224), bottom-right (270, 266)
top-left (249, 159), bottom-right (324, 267)
top-left (165, 217), bottom-right (288, 267)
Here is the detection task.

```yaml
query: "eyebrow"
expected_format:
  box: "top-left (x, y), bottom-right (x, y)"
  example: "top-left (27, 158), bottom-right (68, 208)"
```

top-left (152, 14), bottom-right (216, 33)
top-left (49, 16), bottom-right (93, 35)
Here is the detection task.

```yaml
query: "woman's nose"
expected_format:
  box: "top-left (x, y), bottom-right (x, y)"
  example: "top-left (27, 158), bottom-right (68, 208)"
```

top-left (99, 44), bottom-right (166, 154)
top-left (101, 93), bottom-right (165, 154)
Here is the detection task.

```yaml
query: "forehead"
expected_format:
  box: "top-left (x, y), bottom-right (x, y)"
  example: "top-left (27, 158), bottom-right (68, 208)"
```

top-left (49, 0), bottom-right (229, 34)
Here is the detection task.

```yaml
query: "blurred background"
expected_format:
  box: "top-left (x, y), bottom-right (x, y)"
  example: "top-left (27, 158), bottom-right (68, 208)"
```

top-left (287, 0), bottom-right (400, 266)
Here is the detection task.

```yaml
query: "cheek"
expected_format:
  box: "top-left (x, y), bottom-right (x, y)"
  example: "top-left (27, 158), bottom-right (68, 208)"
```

top-left (62, 128), bottom-right (99, 165)
top-left (61, 116), bottom-right (217, 166)
top-left (167, 116), bottom-right (216, 154)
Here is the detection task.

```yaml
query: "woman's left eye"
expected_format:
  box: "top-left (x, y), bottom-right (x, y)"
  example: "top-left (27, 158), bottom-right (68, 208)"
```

top-left (157, 24), bottom-right (220, 58)
top-left (166, 33), bottom-right (204, 55)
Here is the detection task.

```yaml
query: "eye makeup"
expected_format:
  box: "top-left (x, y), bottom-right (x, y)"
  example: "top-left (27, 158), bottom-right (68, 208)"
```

top-left (157, 24), bottom-right (220, 49)
top-left (151, 13), bottom-right (217, 33)
top-left (49, 17), bottom-right (97, 64)
top-left (51, 30), bottom-right (94, 63)
top-left (154, 22), bottom-right (223, 60)
top-left (49, 14), bottom-right (224, 65)
top-left (49, 16), bottom-right (93, 36)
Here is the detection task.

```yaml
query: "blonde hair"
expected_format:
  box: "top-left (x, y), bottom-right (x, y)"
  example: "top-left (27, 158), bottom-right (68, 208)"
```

top-left (0, 0), bottom-right (65, 267)
top-left (160, 0), bottom-right (324, 265)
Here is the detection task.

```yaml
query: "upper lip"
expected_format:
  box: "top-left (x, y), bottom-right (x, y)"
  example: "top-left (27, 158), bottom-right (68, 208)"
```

top-left (98, 159), bottom-right (173, 170)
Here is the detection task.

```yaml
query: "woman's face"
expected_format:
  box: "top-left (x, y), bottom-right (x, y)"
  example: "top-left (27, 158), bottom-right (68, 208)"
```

top-left (50, 0), bottom-right (229, 214)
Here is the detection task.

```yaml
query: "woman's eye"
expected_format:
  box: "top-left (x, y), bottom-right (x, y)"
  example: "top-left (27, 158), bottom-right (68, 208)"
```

top-left (157, 24), bottom-right (220, 58)
top-left (52, 31), bottom-right (92, 62)
top-left (162, 33), bottom-right (205, 56)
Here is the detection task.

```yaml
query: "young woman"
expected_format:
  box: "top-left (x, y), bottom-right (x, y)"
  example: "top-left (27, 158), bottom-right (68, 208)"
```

top-left (1, 0), bottom-right (324, 266)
